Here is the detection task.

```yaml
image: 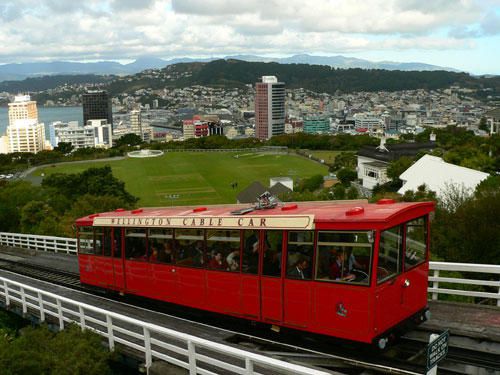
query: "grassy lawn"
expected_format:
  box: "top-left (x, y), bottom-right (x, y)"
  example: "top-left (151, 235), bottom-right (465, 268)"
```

top-left (32, 152), bottom-right (328, 206)
top-left (306, 150), bottom-right (344, 164)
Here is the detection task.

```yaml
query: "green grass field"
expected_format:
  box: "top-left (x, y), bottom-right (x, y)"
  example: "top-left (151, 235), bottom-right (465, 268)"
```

top-left (306, 150), bottom-right (343, 164)
top-left (32, 152), bottom-right (328, 207)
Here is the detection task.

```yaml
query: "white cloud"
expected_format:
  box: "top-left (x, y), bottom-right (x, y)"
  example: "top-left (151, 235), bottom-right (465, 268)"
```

top-left (0, 0), bottom-right (495, 64)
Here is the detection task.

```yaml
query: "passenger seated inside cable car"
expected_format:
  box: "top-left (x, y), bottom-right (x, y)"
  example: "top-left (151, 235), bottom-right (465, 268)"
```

top-left (315, 231), bottom-right (372, 284)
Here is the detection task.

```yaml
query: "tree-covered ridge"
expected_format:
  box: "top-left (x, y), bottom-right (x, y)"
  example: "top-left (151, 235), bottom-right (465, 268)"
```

top-left (150, 59), bottom-right (500, 94)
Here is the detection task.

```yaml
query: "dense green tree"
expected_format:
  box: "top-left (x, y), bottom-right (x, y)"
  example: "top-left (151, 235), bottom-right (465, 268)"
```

top-left (336, 168), bottom-right (357, 185)
top-left (54, 142), bottom-right (74, 155)
top-left (42, 165), bottom-right (138, 205)
top-left (0, 181), bottom-right (46, 232)
top-left (329, 152), bottom-right (356, 172)
top-left (386, 156), bottom-right (414, 181)
top-left (114, 133), bottom-right (143, 147)
top-left (20, 201), bottom-right (62, 235)
top-left (0, 324), bottom-right (115, 375)
top-left (297, 174), bottom-right (324, 192)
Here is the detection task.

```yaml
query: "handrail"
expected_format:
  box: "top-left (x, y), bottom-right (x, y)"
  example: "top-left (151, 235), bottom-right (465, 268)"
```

top-left (1, 232), bottom-right (499, 306)
top-left (0, 276), bottom-right (329, 375)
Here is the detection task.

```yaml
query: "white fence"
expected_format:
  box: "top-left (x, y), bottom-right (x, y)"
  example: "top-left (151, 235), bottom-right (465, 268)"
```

top-left (0, 276), bottom-right (329, 375)
top-left (429, 262), bottom-right (500, 307)
top-left (0, 232), bottom-right (77, 255)
top-left (1, 232), bottom-right (500, 306)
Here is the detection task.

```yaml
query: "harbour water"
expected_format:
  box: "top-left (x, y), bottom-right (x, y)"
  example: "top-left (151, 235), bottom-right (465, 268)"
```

top-left (0, 106), bottom-right (83, 137)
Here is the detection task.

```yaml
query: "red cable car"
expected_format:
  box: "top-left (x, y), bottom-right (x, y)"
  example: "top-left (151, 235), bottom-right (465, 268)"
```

top-left (76, 199), bottom-right (434, 348)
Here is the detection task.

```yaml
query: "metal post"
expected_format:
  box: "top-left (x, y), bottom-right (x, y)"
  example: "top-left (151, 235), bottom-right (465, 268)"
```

top-left (187, 340), bottom-right (196, 375)
top-left (4, 280), bottom-right (10, 306)
top-left (56, 299), bottom-right (64, 330)
top-left (432, 269), bottom-right (440, 301)
top-left (38, 292), bottom-right (45, 322)
top-left (245, 358), bottom-right (254, 374)
top-left (20, 287), bottom-right (27, 314)
top-left (79, 306), bottom-right (86, 330)
top-left (497, 279), bottom-right (500, 307)
top-left (106, 315), bottom-right (115, 351)
top-left (426, 334), bottom-right (439, 375)
top-left (143, 327), bottom-right (152, 369)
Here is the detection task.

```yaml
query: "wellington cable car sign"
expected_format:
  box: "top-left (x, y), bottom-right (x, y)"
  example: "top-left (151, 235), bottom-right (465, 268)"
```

top-left (426, 330), bottom-right (449, 372)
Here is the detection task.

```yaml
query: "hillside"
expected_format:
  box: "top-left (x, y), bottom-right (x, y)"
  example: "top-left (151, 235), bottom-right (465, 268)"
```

top-left (107, 59), bottom-right (500, 95)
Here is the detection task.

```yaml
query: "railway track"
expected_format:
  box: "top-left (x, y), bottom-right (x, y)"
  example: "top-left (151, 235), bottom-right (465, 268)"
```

top-left (0, 261), bottom-right (498, 374)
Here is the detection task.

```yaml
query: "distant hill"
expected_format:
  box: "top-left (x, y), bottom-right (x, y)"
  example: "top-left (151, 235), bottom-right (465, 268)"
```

top-left (0, 75), bottom-right (113, 93)
top-left (0, 54), bottom-right (467, 82)
top-left (105, 59), bottom-right (499, 95)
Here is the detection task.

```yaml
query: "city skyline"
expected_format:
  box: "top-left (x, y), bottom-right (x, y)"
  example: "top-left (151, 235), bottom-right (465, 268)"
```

top-left (0, 1), bottom-right (498, 75)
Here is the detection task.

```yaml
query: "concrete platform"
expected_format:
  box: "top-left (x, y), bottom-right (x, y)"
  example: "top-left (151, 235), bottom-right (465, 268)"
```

top-left (422, 300), bottom-right (500, 342)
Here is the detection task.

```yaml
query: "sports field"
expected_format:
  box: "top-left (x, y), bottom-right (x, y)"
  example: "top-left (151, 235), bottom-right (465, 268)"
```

top-left (32, 152), bottom-right (328, 206)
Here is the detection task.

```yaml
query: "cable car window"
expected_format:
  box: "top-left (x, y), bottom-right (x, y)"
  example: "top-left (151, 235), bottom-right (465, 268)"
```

top-left (242, 230), bottom-right (259, 274)
top-left (149, 229), bottom-right (174, 264)
top-left (263, 231), bottom-right (283, 277)
top-left (78, 226), bottom-right (94, 254)
top-left (405, 217), bottom-right (427, 270)
top-left (102, 228), bottom-right (112, 257)
top-left (113, 228), bottom-right (122, 258)
top-left (207, 230), bottom-right (241, 272)
top-left (92, 227), bottom-right (104, 256)
top-left (286, 231), bottom-right (314, 280)
top-left (125, 229), bottom-right (147, 260)
top-left (378, 225), bottom-right (403, 283)
top-left (315, 231), bottom-right (372, 285)
top-left (175, 229), bottom-right (205, 268)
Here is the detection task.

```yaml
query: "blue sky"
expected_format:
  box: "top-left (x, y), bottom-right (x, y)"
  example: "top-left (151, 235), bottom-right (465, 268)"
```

top-left (0, 0), bottom-right (498, 74)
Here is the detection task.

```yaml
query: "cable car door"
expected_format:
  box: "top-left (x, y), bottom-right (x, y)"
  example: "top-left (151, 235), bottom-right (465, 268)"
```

top-left (241, 230), bottom-right (261, 319)
top-left (260, 231), bottom-right (284, 324)
top-left (375, 226), bottom-right (405, 332)
top-left (112, 228), bottom-right (126, 291)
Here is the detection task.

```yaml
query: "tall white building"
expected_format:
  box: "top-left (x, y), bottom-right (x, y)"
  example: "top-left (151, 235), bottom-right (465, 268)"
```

top-left (49, 119), bottom-right (113, 150)
top-left (6, 95), bottom-right (46, 153)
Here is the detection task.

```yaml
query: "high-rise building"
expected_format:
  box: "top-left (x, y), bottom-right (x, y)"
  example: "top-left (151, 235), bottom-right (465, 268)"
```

top-left (130, 110), bottom-right (143, 140)
top-left (82, 90), bottom-right (113, 127)
top-left (255, 76), bottom-right (285, 140)
top-left (8, 95), bottom-right (38, 124)
top-left (7, 95), bottom-right (45, 153)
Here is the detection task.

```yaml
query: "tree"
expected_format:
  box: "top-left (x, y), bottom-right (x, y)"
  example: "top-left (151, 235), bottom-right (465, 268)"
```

top-left (329, 152), bottom-right (356, 172)
top-left (387, 156), bottom-right (414, 181)
top-left (20, 201), bottom-right (62, 235)
top-left (297, 174), bottom-right (324, 192)
top-left (114, 133), bottom-right (143, 147)
top-left (54, 142), bottom-right (74, 155)
top-left (42, 166), bottom-right (138, 205)
top-left (0, 324), bottom-right (115, 374)
top-left (478, 117), bottom-right (488, 132)
top-left (336, 168), bottom-right (357, 185)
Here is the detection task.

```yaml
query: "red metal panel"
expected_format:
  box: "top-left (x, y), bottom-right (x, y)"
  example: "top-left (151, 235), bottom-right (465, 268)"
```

top-left (124, 260), bottom-right (155, 298)
top-left (206, 271), bottom-right (241, 315)
top-left (283, 279), bottom-right (312, 328)
top-left (79, 255), bottom-right (115, 288)
top-left (401, 263), bottom-right (428, 318)
top-left (112, 258), bottom-right (125, 291)
top-left (261, 277), bottom-right (282, 323)
top-left (374, 274), bottom-right (405, 337)
top-left (151, 264), bottom-right (179, 303)
top-left (177, 267), bottom-right (206, 309)
top-left (312, 283), bottom-right (373, 343)
top-left (240, 275), bottom-right (260, 319)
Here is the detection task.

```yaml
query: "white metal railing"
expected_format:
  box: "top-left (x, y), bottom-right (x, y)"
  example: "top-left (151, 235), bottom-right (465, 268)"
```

top-left (0, 232), bottom-right (77, 255)
top-left (1, 232), bottom-right (500, 307)
top-left (429, 262), bottom-right (500, 307)
top-left (0, 276), bottom-right (329, 375)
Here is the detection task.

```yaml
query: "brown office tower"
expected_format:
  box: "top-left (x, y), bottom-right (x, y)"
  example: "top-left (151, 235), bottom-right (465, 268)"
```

top-left (255, 76), bottom-right (285, 140)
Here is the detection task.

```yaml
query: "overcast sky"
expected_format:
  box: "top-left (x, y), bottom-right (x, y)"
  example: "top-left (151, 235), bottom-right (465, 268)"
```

top-left (0, 0), bottom-right (499, 74)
